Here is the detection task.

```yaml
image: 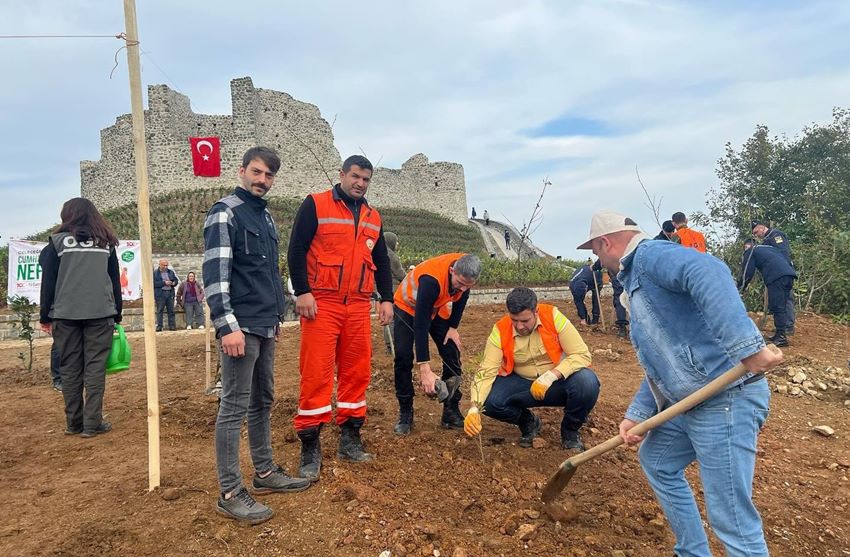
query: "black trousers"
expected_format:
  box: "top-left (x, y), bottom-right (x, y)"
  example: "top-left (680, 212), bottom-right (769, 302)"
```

top-left (611, 278), bottom-right (628, 326)
top-left (52, 317), bottom-right (114, 432)
top-left (155, 294), bottom-right (175, 329)
top-left (570, 283), bottom-right (600, 323)
top-left (393, 306), bottom-right (462, 402)
top-left (766, 276), bottom-right (793, 334)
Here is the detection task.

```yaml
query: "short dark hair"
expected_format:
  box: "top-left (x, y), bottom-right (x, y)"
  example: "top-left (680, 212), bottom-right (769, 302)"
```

top-left (671, 211), bottom-right (687, 223)
top-left (242, 146), bottom-right (281, 174)
top-left (342, 155), bottom-right (373, 173)
top-left (743, 238), bottom-right (757, 249)
top-left (662, 220), bottom-right (675, 233)
top-left (506, 287), bottom-right (538, 314)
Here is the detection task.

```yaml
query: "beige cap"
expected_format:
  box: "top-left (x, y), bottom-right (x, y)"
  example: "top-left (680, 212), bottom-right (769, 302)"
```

top-left (576, 210), bottom-right (642, 249)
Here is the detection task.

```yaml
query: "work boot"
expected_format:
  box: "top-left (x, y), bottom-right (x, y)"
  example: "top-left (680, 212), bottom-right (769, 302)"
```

top-left (771, 334), bottom-right (789, 347)
top-left (616, 324), bottom-right (628, 338)
top-left (252, 464), bottom-right (311, 494)
top-left (338, 418), bottom-right (374, 462)
top-left (441, 400), bottom-right (464, 429)
top-left (297, 426), bottom-right (322, 482)
top-left (216, 486), bottom-right (274, 525)
top-left (517, 410), bottom-right (541, 448)
top-left (561, 429), bottom-right (585, 451)
top-left (394, 397), bottom-right (414, 435)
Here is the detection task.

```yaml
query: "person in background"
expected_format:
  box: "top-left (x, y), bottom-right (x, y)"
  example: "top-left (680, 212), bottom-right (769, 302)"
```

top-left (671, 212), bottom-right (706, 252)
top-left (153, 258), bottom-right (179, 331)
top-left (504, 228), bottom-right (511, 250)
top-left (738, 239), bottom-right (796, 347)
top-left (471, 207), bottom-right (477, 219)
top-left (653, 220), bottom-right (679, 243)
top-left (38, 197), bottom-right (122, 438)
top-left (483, 209), bottom-right (490, 226)
top-left (177, 271), bottom-right (205, 329)
top-left (751, 219), bottom-right (796, 335)
top-left (592, 259), bottom-right (629, 338)
top-left (569, 261), bottom-right (602, 325)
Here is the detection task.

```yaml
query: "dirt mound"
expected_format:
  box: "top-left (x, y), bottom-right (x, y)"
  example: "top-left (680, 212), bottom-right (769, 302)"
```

top-left (0, 301), bottom-right (848, 556)
top-left (770, 354), bottom-right (850, 405)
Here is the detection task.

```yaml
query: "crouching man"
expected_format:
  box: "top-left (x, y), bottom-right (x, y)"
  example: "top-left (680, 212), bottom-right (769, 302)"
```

top-left (464, 287), bottom-right (600, 450)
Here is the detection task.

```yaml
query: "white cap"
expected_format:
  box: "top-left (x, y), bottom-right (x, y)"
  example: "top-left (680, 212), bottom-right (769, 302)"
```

top-left (576, 210), bottom-right (642, 250)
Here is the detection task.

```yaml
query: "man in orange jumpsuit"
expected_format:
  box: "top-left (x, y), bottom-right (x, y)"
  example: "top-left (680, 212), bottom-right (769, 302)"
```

top-left (287, 155), bottom-right (394, 482)
top-left (392, 252), bottom-right (482, 434)
top-left (671, 211), bottom-right (707, 252)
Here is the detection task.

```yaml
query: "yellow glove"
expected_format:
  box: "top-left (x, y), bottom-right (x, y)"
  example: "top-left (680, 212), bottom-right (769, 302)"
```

top-left (530, 370), bottom-right (560, 400)
top-left (464, 407), bottom-right (482, 437)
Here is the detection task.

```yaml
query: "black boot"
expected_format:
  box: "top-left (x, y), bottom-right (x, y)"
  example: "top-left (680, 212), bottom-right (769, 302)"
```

top-left (394, 397), bottom-right (414, 436)
top-left (338, 418), bottom-right (374, 462)
top-left (297, 426), bottom-right (322, 482)
top-left (517, 409), bottom-right (541, 448)
top-left (616, 324), bottom-right (628, 338)
top-left (771, 333), bottom-right (789, 347)
top-left (440, 383), bottom-right (464, 429)
top-left (560, 418), bottom-right (586, 451)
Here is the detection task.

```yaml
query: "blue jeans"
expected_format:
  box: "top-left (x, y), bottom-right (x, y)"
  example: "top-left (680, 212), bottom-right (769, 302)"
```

top-left (638, 379), bottom-right (770, 557)
top-left (215, 333), bottom-right (276, 494)
top-left (483, 368), bottom-right (600, 433)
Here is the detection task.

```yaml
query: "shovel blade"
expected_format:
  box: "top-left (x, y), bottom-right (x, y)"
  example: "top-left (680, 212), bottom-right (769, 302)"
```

top-left (541, 460), bottom-right (578, 503)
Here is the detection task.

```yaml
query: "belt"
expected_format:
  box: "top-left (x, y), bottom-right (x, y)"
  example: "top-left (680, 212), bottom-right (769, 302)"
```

top-left (742, 373), bottom-right (765, 385)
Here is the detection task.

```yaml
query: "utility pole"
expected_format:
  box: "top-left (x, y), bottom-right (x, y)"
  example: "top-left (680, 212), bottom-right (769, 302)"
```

top-left (122, 0), bottom-right (161, 491)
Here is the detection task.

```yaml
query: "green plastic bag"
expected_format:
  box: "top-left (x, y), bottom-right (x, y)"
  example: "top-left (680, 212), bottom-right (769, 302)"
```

top-left (106, 324), bottom-right (132, 375)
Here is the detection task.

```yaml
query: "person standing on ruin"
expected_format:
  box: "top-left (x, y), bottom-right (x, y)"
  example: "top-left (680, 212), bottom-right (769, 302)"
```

top-left (483, 209), bottom-right (490, 226)
top-left (204, 146), bottom-right (311, 526)
top-left (579, 209), bottom-right (782, 557)
top-left (471, 207), bottom-right (477, 219)
top-left (288, 155), bottom-right (395, 481)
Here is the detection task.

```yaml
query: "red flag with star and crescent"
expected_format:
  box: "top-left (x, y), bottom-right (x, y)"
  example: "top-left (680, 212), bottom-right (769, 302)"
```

top-left (189, 137), bottom-right (221, 177)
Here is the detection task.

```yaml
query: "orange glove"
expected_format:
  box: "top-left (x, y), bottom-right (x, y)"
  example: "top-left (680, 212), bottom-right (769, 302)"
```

top-left (464, 407), bottom-right (482, 437)
top-left (530, 370), bottom-right (560, 400)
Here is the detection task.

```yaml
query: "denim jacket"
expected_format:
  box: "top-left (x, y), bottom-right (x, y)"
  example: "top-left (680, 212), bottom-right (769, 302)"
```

top-left (619, 237), bottom-right (765, 423)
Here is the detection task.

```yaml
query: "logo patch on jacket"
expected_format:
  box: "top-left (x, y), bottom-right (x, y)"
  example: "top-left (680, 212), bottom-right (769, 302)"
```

top-left (775, 236), bottom-right (783, 243)
top-left (366, 238), bottom-right (375, 250)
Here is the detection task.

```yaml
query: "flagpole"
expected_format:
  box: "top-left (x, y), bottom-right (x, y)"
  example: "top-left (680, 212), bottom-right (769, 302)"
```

top-left (122, 0), bottom-right (161, 491)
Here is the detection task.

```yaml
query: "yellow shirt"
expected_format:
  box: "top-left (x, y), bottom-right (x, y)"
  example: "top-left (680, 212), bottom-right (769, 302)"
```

top-left (470, 307), bottom-right (592, 408)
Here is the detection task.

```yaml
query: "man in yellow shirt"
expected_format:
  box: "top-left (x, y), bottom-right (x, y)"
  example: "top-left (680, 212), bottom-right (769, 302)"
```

top-left (463, 287), bottom-right (600, 450)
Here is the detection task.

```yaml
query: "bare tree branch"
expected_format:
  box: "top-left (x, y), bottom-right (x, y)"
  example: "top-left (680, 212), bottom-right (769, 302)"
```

top-left (636, 166), bottom-right (662, 229)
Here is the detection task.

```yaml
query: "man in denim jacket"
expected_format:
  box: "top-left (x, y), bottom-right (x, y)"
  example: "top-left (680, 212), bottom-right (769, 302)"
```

top-left (578, 210), bottom-right (783, 557)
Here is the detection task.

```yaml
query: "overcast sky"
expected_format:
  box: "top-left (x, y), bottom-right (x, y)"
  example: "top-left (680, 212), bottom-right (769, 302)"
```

top-left (2, 1), bottom-right (849, 259)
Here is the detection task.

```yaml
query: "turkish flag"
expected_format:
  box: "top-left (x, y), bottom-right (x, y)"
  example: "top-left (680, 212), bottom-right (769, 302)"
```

top-left (189, 137), bottom-right (221, 177)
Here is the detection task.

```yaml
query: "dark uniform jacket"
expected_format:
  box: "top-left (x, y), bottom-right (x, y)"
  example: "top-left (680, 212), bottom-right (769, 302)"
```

top-left (569, 264), bottom-right (603, 290)
top-left (739, 245), bottom-right (797, 290)
top-left (761, 228), bottom-right (791, 263)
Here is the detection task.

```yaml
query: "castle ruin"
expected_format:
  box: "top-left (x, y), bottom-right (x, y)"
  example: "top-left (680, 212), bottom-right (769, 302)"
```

top-left (81, 77), bottom-right (468, 224)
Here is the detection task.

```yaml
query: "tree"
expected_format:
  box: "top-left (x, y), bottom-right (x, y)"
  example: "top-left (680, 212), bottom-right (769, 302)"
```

top-left (706, 108), bottom-right (850, 317)
top-left (9, 295), bottom-right (39, 372)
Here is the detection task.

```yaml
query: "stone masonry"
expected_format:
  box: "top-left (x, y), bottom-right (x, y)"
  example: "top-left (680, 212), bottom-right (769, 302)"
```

top-left (81, 77), bottom-right (468, 224)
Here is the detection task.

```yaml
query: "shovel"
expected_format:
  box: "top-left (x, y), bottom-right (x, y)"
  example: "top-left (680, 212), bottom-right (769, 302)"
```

top-left (542, 347), bottom-right (777, 503)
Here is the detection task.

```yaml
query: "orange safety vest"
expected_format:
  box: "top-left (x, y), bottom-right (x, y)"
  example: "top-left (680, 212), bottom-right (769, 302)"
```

top-left (496, 304), bottom-right (563, 376)
top-left (676, 227), bottom-right (706, 253)
top-left (306, 189), bottom-right (383, 302)
top-left (394, 252), bottom-right (467, 318)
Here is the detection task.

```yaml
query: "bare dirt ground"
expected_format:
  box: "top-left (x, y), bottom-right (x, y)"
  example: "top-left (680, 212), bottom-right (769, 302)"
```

top-left (0, 300), bottom-right (848, 557)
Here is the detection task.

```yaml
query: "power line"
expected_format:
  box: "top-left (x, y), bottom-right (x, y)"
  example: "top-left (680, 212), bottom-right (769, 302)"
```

top-left (0, 34), bottom-right (123, 39)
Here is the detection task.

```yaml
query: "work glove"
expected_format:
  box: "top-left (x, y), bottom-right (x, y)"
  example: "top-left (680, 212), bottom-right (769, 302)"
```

top-left (464, 407), bottom-right (482, 437)
top-left (530, 370), bottom-right (560, 400)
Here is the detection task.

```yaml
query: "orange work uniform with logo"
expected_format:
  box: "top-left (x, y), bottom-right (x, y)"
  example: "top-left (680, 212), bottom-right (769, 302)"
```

top-left (394, 252), bottom-right (467, 318)
top-left (496, 304), bottom-right (562, 376)
top-left (676, 227), bottom-right (707, 253)
top-left (295, 189), bottom-right (383, 430)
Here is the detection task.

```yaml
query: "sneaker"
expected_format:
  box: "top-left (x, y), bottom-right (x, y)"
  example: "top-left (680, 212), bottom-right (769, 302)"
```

top-left (52, 380), bottom-right (63, 392)
top-left (168, 327), bottom-right (176, 331)
top-left (199, 325), bottom-right (205, 330)
top-left (80, 421), bottom-right (112, 438)
top-left (216, 486), bottom-right (274, 525)
top-left (187, 325), bottom-right (193, 330)
top-left (64, 427), bottom-right (83, 435)
top-left (252, 465), bottom-right (311, 494)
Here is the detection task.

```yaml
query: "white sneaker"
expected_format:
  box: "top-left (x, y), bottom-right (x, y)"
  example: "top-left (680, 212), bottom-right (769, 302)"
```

top-left (199, 325), bottom-right (205, 329)
top-left (186, 326), bottom-right (192, 330)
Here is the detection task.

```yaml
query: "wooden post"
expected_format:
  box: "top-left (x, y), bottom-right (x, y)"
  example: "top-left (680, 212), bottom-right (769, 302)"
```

top-left (204, 302), bottom-right (212, 392)
top-left (122, 0), bottom-right (160, 491)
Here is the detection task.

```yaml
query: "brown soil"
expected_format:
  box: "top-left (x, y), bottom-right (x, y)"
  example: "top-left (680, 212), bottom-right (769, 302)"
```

top-left (1, 301), bottom-right (848, 557)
